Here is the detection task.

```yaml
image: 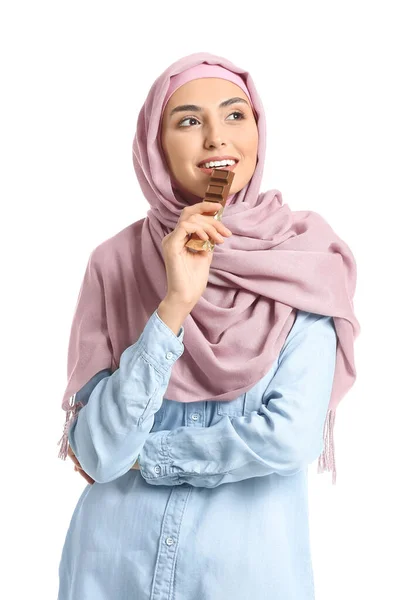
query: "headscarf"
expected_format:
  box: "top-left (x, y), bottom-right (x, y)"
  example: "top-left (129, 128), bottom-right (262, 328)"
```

top-left (58, 52), bottom-right (360, 484)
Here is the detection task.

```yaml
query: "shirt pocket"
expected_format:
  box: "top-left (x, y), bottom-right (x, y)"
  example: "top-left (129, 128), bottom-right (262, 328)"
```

top-left (217, 393), bottom-right (247, 417)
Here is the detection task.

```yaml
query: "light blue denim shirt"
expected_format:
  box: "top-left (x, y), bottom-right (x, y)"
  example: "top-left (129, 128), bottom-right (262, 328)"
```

top-left (58, 308), bottom-right (337, 600)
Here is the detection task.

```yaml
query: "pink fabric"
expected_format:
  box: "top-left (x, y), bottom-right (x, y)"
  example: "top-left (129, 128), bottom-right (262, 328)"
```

top-left (160, 64), bottom-right (254, 116)
top-left (58, 52), bottom-right (360, 482)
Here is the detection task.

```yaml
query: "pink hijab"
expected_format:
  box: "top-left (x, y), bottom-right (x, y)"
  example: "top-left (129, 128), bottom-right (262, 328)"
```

top-left (58, 52), bottom-right (360, 484)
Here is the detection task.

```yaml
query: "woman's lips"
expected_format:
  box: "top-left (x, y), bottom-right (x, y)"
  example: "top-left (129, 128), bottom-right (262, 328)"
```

top-left (197, 162), bottom-right (238, 174)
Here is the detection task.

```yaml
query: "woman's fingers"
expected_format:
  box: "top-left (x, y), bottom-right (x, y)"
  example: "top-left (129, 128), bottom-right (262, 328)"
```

top-left (79, 470), bottom-right (95, 485)
top-left (68, 444), bottom-right (95, 485)
top-left (74, 463), bottom-right (95, 485)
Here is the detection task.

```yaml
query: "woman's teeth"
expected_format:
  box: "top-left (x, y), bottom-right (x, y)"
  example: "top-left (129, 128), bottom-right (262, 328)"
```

top-left (200, 159), bottom-right (236, 169)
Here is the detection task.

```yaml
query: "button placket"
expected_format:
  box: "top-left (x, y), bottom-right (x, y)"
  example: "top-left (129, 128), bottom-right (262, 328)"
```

top-left (150, 488), bottom-right (191, 598)
top-left (185, 402), bottom-right (205, 427)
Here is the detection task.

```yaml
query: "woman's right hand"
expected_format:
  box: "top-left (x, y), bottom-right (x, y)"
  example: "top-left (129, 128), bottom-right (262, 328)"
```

top-left (161, 200), bottom-right (232, 308)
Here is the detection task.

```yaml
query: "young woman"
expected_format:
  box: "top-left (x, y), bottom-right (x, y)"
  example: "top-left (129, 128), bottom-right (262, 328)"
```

top-left (57, 52), bottom-right (360, 600)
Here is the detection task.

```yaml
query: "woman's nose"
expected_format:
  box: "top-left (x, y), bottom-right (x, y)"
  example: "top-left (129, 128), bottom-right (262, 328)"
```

top-left (204, 126), bottom-right (225, 149)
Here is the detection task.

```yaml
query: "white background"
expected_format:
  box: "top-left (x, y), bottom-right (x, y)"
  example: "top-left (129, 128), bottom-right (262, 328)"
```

top-left (1, 1), bottom-right (399, 598)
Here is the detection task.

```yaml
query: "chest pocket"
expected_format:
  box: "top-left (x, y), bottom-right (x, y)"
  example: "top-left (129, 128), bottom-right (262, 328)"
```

top-left (217, 393), bottom-right (247, 417)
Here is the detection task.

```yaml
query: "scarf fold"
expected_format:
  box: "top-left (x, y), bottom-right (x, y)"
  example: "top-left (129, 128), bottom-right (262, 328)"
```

top-left (58, 52), bottom-right (360, 485)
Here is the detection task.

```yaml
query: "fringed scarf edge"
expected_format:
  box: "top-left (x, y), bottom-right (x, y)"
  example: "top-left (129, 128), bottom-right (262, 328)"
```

top-left (57, 394), bottom-right (84, 460)
top-left (317, 408), bottom-right (337, 484)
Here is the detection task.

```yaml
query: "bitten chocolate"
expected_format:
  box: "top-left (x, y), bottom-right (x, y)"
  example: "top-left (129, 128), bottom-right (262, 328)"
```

top-left (185, 169), bottom-right (235, 252)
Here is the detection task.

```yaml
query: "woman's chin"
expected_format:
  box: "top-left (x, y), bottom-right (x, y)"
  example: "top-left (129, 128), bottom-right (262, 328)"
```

top-left (172, 179), bottom-right (204, 202)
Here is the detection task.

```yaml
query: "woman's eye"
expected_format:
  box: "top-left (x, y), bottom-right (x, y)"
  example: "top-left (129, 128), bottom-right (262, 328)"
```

top-left (178, 111), bottom-right (245, 127)
top-left (179, 117), bottom-right (200, 127)
top-left (227, 111), bottom-right (245, 121)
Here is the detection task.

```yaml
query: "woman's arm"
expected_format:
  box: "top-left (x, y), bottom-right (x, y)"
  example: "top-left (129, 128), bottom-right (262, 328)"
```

top-left (138, 313), bottom-right (337, 488)
top-left (68, 310), bottom-right (184, 484)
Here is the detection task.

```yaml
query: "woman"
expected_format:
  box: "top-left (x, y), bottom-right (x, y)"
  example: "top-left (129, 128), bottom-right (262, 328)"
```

top-left (57, 52), bottom-right (360, 599)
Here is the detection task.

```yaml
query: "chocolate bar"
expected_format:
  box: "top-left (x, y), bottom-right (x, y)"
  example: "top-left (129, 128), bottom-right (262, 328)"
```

top-left (185, 168), bottom-right (235, 252)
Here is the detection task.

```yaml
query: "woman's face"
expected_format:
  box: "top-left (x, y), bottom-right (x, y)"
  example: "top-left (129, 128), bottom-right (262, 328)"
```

top-left (160, 78), bottom-right (258, 199)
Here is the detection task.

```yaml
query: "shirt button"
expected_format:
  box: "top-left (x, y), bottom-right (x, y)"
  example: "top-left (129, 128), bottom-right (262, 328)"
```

top-left (166, 351), bottom-right (173, 360)
top-left (154, 465), bottom-right (161, 474)
top-left (165, 537), bottom-right (174, 546)
top-left (191, 413), bottom-right (199, 421)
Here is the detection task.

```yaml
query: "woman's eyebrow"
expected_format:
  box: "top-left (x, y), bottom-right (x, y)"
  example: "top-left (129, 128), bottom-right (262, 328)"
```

top-left (169, 97), bottom-right (249, 117)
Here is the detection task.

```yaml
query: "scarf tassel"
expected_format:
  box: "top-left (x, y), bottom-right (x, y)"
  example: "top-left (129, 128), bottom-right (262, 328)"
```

top-left (317, 408), bottom-right (337, 484)
top-left (57, 395), bottom-right (84, 460)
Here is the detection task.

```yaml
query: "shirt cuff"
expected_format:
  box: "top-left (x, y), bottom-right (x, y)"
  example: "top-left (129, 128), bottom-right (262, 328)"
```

top-left (138, 430), bottom-right (180, 485)
top-left (138, 310), bottom-right (185, 378)
top-left (155, 309), bottom-right (184, 342)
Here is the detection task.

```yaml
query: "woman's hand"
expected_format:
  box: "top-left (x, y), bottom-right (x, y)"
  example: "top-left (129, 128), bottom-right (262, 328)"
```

top-left (161, 200), bottom-right (232, 307)
top-left (67, 445), bottom-right (95, 484)
top-left (67, 445), bottom-right (140, 484)
top-left (66, 203), bottom-right (231, 484)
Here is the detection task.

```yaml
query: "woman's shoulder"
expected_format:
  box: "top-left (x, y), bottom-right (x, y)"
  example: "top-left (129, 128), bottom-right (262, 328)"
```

top-left (293, 310), bottom-right (334, 330)
top-left (280, 310), bottom-right (336, 358)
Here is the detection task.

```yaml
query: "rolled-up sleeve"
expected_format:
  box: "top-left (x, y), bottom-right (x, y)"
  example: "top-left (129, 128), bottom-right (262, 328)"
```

top-left (138, 314), bottom-right (337, 488)
top-left (68, 310), bottom-right (184, 484)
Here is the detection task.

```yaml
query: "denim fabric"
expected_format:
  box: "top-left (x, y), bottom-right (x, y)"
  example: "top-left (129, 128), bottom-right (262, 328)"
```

top-left (58, 309), bottom-right (337, 600)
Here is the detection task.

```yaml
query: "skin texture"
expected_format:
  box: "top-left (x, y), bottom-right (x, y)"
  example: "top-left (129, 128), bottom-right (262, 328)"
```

top-left (160, 77), bottom-right (258, 199)
top-left (69, 77), bottom-right (259, 483)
